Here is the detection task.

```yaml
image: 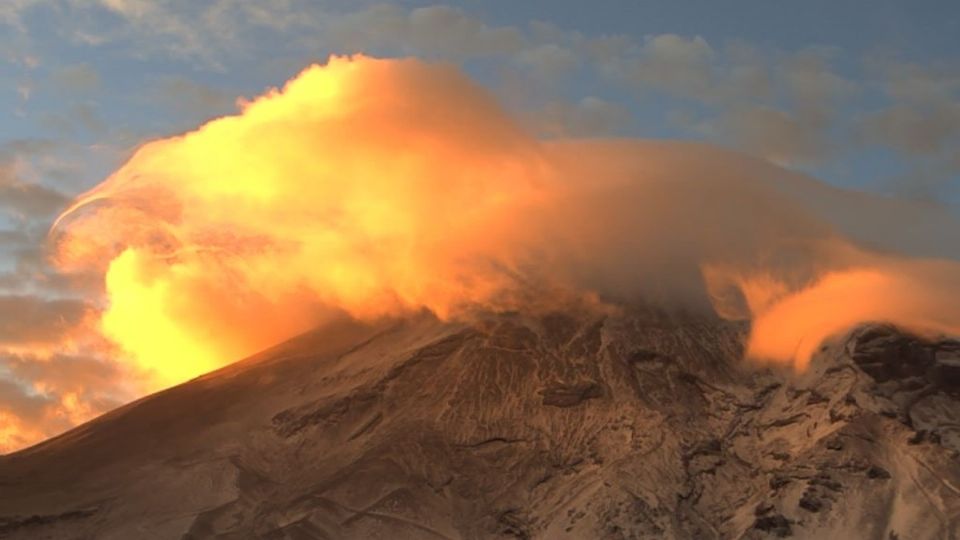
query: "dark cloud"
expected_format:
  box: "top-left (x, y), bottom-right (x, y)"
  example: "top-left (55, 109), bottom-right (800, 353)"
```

top-left (0, 352), bottom-right (130, 453)
top-left (609, 43), bottom-right (857, 166)
top-left (152, 76), bottom-right (235, 121)
top-left (861, 104), bottom-right (960, 156)
top-left (0, 228), bottom-right (30, 248)
top-left (324, 5), bottom-right (526, 60)
top-left (38, 102), bottom-right (106, 137)
top-left (0, 377), bottom-right (50, 424)
top-left (0, 141), bottom-right (71, 220)
top-left (701, 105), bottom-right (835, 166)
top-left (0, 294), bottom-right (87, 345)
top-left (0, 179), bottom-right (70, 219)
top-left (857, 59), bottom-right (960, 197)
top-left (0, 138), bottom-right (60, 158)
top-left (860, 61), bottom-right (960, 158)
top-left (2, 352), bottom-right (126, 411)
top-left (0, 142), bottom-right (82, 296)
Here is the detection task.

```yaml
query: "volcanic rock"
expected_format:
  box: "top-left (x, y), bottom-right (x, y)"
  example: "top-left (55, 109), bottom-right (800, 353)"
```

top-left (1, 311), bottom-right (959, 539)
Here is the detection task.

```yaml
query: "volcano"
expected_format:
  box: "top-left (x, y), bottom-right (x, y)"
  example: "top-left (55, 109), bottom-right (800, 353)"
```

top-left (2, 307), bottom-right (960, 539)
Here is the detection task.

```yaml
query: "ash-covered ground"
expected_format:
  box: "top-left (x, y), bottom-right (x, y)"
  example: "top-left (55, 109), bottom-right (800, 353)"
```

top-left (2, 307), bottom-right (959, 539)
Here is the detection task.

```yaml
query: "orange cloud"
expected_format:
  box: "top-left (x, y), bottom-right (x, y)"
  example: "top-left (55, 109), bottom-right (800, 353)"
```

top-left (47, 55), bottom-right (960, 406)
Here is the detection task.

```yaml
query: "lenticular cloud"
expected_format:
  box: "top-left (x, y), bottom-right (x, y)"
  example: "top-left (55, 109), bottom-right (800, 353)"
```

top-left (53, 55), bottom-right (960, 385)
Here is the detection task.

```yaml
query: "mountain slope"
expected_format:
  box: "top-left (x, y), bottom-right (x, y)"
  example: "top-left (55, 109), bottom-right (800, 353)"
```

top-left (2, 308), bottom-right (959, 539)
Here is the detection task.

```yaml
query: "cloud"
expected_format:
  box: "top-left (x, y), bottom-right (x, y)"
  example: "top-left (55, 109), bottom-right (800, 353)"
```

top-left (151, 76), bottom-right (236, 121)
top-left (863, 60), bottom-right (960, 157)
top-left (515, 43), bottom-right (579, 79)
top-left (857, 59), bottom-right (960, 197)
top-left (0, 286), bottom-right (118, 454)
top-left (0, 352), bottom-right (131, 453)
top-left (610, 34), bottom-right (718, 101)
top-left (77, 0), bottom-right (216, 63)
top-left (529, 97), bottom-right (633, 137)
top-left (699, 105), bottom-right (833, 166)
top-left (592, 36), bottom-right (858, 166)
top-left (0, 229), bottom-right (29, 248)
top-left (861, 105), bottom-right (960, 156)
top-left (0, 4), bottom-right (949, 143)
top-left (39, 102), bottom-right (106, 136)
top-left (674, 47), bottom-right (855, 165)
top-left (0, 176), bottom-right (69, 220)
top-left (3, 2), bottom-right (526, 67)
top-left (0, 376), bottom-right (51, 451)
top-left (0, 150), bottom-right (125, 449)
top-left (52, 57), bottom-right (960, 393)
top-left (0, 0), bottom-right (41, 30)
top-left (0, 138), bottom-right (59, 156)
top-left (880, 60), bottom-right (960, 104)
top-left (324, 4), bottom-right (525, 60)
top-left (780, 48), bottom-right (857, 105)
top-left (2, 352), bottom-right (127, 409)
top-left (2, 3), bottom-right (960, 456)
top-left (0, 377), bottom-right (47, 421)
top-left (0, 142), bottom-right (98, 297)
top-left (1, 0), bottom-right (947, 181)
top-left (0, 146), bottom-right (70, 222)
top-left (0, 295), bottom-right (87, 346)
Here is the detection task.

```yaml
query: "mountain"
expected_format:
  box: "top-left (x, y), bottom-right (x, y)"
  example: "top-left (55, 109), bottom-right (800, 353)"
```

top-left (2, 307), bottom-right (960, 539)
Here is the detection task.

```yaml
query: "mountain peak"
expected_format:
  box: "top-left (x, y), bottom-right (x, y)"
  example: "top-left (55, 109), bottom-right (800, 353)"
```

top-left (2, 310), bottom-right (959, 539)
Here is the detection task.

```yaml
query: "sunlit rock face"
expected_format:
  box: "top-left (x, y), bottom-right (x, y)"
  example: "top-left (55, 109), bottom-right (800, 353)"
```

top-left (1, 308), bottom-right (959, 539)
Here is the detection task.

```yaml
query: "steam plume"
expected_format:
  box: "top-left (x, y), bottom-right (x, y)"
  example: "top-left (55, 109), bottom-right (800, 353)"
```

top-left (53, 56), bottom-right (960, 386)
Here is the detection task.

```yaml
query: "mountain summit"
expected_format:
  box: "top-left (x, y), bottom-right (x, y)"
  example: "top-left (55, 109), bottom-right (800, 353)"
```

top-left (2, 308), bottom-right (959, 539)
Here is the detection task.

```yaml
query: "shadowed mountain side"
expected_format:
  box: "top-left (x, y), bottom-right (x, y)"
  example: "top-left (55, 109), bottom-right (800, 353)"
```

top-left (2, 308), bottom-right (960, 539)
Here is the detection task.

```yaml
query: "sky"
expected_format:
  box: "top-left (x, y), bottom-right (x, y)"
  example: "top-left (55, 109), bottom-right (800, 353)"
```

top-left (0, 0), bottom-right (959, 452)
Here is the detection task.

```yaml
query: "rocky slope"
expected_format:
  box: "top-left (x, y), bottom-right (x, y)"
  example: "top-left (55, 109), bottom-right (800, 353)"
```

top-left (2, 307), bottom-right (959, 539)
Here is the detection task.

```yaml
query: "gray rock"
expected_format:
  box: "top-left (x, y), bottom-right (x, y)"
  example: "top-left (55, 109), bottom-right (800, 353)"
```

top-left (1, 310), bottom-right (958, 539)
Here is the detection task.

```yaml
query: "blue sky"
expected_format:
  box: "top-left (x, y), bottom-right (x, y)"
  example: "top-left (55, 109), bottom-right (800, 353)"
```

top-left (0, 0), bottom-right (958, 451)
